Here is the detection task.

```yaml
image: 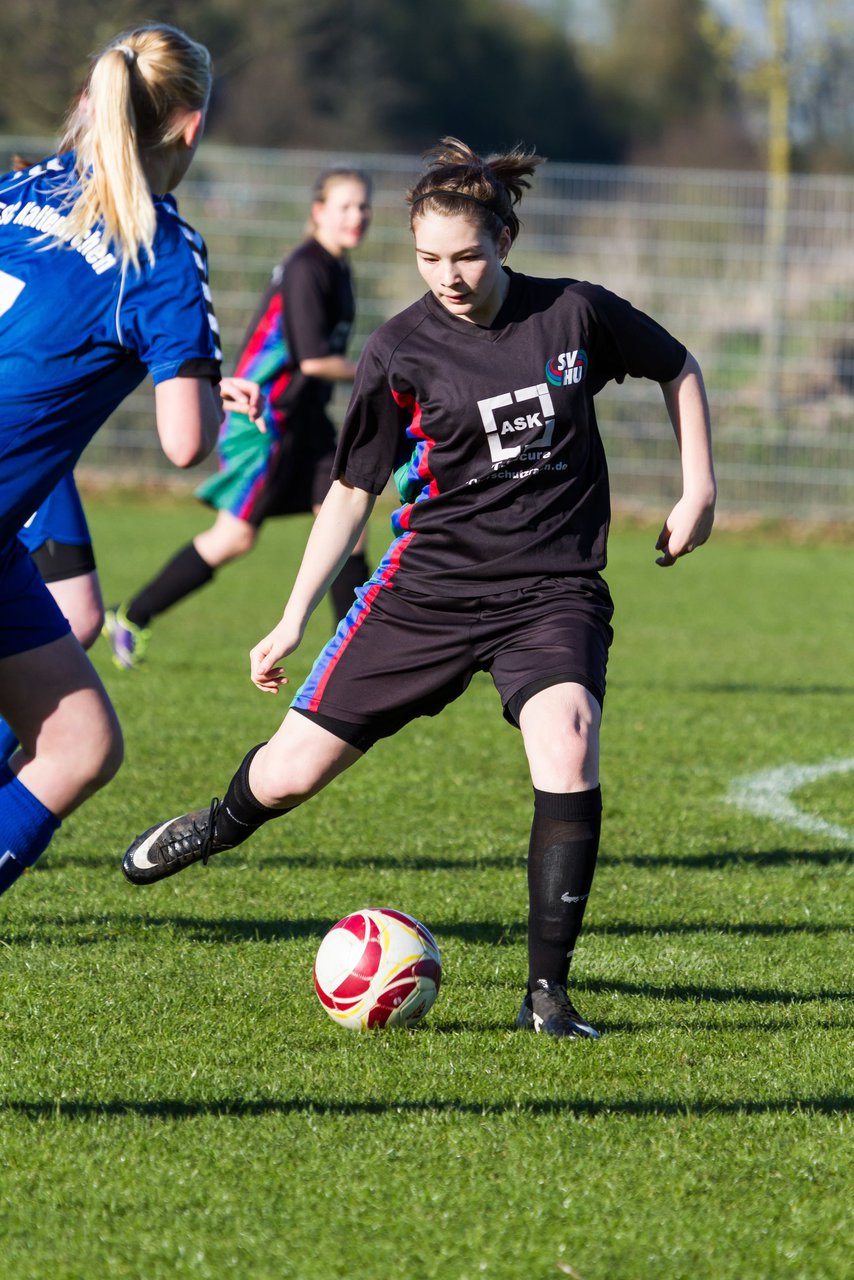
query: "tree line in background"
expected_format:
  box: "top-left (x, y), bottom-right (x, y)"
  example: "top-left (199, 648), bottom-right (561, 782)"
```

top-left (1, 0), bottom-right (852, 172)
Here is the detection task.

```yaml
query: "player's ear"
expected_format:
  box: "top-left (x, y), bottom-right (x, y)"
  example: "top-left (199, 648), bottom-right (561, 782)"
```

top-left (179, 109), bottom-right (205, 151)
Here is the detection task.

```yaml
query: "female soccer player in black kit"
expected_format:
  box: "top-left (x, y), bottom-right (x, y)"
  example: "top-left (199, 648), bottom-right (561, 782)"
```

top-left (123, 138), bottom-right (717, 1039)
top-left (105, 168), bottom-right (373, 668)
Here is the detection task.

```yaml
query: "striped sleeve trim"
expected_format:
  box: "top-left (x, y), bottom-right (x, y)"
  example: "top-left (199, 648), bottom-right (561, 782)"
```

top-left (169, 206), bottom-right (223, 363)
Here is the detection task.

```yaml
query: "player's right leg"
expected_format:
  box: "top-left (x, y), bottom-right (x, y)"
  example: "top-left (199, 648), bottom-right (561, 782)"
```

top-left (122, 582), bottom-right (473, 886)
top-left (46, 569), bottom-right (105, 651)
top-left (0, 566), bottom-right (108, 763)
top-left (0, 633), bottom-right (123, 897)
top-left (122, 709), bottom-right (362, 885)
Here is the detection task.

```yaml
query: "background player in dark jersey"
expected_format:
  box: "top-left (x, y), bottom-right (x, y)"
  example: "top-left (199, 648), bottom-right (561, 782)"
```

top-left (122, 138), bottom-right (717, 1039)
top-left (0, 24), bottom-right (263, 901)
top-left (105, 169), bottom-right (373, 669)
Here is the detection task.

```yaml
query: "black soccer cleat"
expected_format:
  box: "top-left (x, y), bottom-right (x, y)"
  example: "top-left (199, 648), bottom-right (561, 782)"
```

top-left (122, 799), bottom-right (222, 885)
top-left (516, 980), bottom-right (601, 1039)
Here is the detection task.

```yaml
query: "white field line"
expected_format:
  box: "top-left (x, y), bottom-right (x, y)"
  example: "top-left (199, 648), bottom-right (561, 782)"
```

top-left (726, 758), bottom-right (854, 843)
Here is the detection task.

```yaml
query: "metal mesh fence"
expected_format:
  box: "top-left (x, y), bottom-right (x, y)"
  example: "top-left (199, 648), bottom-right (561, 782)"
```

top-left (4, 138), bottom-right (853, 520)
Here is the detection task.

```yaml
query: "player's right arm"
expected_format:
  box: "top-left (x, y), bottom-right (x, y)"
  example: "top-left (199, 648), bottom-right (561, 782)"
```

top-left (250, 478), bottom-right (376, 692)
top-left (299, 354), bottom-right (358, 382)
top-left (154, 376), bottom-right (223, 468)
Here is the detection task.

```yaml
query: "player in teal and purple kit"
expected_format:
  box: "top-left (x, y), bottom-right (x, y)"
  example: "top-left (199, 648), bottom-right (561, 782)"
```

top-left (105, 169), bottom-right (373, 669)
top-left (0, 24), bottom-right (262, 901)
top-left (122, 138), bottom-right (717, 1039)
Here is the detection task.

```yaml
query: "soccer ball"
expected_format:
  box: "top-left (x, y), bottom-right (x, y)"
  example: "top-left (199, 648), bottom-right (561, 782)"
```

top-left (314, 907), bottom-right (442, 1030)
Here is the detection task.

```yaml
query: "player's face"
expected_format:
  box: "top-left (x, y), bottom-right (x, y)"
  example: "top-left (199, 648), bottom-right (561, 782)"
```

top-left (413, 213), bottom-right (512, 326)
top-left (312, 180), bottom-right (372, 254)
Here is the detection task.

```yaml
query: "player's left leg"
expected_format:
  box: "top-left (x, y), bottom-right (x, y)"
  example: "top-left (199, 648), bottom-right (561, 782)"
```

top-left (514, 681), bottom-right (604, 1039)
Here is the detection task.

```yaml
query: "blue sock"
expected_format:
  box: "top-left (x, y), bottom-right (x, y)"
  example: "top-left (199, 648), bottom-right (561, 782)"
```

top-left (0, 764), bottom-right (60, 897)
top-left (0, 719), bottom-right (19, 764)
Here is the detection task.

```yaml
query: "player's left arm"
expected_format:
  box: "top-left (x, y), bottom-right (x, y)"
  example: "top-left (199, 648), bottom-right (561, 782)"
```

top-left (157, 375), bottom-right (267, 463)
top-left (655, 350), bottom-right (717, 567)
top-left (154, 376), bottom-right (223, 468)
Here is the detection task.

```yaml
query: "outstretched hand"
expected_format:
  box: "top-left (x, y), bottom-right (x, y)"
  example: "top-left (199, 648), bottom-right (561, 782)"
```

top-left (655, 493), bottom-right (716, 567)
top-left (219, 376), bottom-right (267, 432)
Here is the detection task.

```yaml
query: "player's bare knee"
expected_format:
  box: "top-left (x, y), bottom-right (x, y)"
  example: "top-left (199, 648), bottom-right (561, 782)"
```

top-left (251, 752), bottom-right (328, 809)
top-left (225, 523), bottom-right (256, 559)
top-left (255, 769), bottom-right (315, 809)
top-left (73, 606), bottom-right (106, 652)
top-left (79, 721), bottom-right (124, 792)
top-left (99, 725), bottom-right (125, 785)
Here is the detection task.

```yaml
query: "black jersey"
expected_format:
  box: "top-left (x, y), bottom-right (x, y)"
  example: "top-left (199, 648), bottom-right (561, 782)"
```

top-left (334, 269), bottom-right (686, 595)
top-left (236, 238), bottom-right (354, 421)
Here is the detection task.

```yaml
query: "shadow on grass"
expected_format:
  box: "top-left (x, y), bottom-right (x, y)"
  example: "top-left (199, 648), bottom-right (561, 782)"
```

top-left (5, 916), bottom-right (851, 1005)
top-left (9, 913), bottom-right (850, 950)
top-left (578, 975), bottom-right (852, 1004)
top-left (43, 843), bottom-right (851, 873)
top-left (601, 847), bottom-right (853, 869)
top-left (2, 1094), bottom-right (850, 1120)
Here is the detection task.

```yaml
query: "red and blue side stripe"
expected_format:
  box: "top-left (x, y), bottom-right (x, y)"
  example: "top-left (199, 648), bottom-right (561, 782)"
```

top-left (292, 387), bottom-right (444, 715)
top-left (390, 390), bottom-right (439, 536)
top-left (292, 529), bottom-right (415, 713)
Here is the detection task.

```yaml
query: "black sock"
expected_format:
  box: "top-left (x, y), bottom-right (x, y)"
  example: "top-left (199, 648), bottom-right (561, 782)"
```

top-left (212, 743), bottom-right (292, 850)
top-left (526, 786), bottom-right (602, 990)
top-left (125, 542), bottom-right (215, 628)
top-left (330, 552), bottom-right (369, 623)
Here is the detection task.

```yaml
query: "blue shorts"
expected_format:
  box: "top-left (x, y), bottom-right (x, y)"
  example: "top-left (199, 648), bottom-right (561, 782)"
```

top-left (0, 537), bottom-right (71, 659)
top-left (18, 473), bottom-right (90, 553)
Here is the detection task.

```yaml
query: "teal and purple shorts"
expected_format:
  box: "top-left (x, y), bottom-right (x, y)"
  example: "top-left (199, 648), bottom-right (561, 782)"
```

top-left (196, 405), bottom-right (336, 527)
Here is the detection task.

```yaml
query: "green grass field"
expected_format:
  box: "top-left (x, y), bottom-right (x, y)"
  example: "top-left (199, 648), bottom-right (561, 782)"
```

top-left (1, 494), bottom-right (851, 1280)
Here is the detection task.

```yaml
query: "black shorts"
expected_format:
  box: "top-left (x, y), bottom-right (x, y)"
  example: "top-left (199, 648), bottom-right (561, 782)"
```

top-left (30, 538), bottom-right (97, 584)
top-left (292, 574), bottom-right (614, 751)
top-left (246, 431), bottom-right (336, 526)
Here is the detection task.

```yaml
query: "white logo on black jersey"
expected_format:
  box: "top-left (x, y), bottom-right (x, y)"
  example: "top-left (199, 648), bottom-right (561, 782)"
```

top-left (477, 383), bottom-right (555, 464)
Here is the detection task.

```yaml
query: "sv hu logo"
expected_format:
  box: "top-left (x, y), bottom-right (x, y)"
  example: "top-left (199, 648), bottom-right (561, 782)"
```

top-left (545, 349), bottom-right (587, 387)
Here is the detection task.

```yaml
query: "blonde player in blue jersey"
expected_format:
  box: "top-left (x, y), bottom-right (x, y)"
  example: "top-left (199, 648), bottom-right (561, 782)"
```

top-left (123, 138), bottom-right (716, 1039)
top-left (0, 24), bottom-right (262, 900)
top-left (104, 168), bottom-right (373, 669)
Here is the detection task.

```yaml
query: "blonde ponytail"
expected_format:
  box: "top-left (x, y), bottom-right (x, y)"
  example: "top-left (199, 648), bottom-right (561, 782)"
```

top-left (60, 25), bottom-right (212, 270)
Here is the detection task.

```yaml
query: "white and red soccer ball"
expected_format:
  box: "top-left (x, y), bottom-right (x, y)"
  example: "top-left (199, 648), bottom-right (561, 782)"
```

top-left (314, 907), bottom-right (442, 1030)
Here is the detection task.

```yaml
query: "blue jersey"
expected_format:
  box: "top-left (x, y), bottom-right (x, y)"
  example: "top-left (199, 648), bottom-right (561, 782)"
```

top-left (0, 152), bottom-right (221, 544)
top-left (18, 472), bottom-right (89, 552)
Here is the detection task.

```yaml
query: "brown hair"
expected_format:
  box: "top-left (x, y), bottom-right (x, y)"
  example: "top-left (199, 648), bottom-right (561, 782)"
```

top-left (408, 137), bottom-right (543, 245)
top-left (59, 24), bottom-right (212, 269)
